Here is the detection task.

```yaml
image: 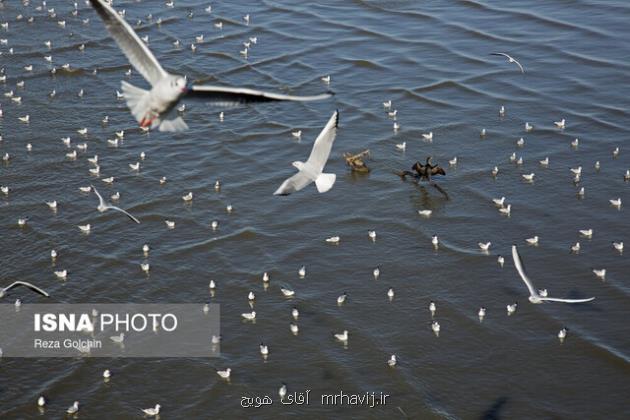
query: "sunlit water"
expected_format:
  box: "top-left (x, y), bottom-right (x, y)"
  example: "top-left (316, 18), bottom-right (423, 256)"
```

top-left (1, 0), bottom-right (629, 418)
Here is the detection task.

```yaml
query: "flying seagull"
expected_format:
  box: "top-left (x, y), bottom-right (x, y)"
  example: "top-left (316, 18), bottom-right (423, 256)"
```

top-left (88, 0), bottom-right (332, 131)
top-left (0, 281), bottom-right (49, 298)
top-left (91, 185), bottom-right (140, 224)
top-left (512, 245), bottom-right (595, 304)
top-left (490, 53), bottom-right (524, 73)
top-left (274, 110), bottom-right (339, 195)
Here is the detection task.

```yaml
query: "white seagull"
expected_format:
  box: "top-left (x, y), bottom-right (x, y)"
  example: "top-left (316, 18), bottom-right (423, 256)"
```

top-left (512, 245), bottom-right (595, 304)
top-left (88, 0), bottom-right (331, 131)
top-left (91, 185), bottom-right (140, 223)
top-left (490, 52), bottom-right (524, 73)
top-left (0, 281), bottom-right (49, 298)
top-left (274, 111), bottom-right (339, 195)
top-left (141, 404), bottom-right (161, 417)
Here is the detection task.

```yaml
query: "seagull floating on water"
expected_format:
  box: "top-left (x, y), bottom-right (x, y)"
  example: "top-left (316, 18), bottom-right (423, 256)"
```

top-left (141, 404), bottom-right (161, 417)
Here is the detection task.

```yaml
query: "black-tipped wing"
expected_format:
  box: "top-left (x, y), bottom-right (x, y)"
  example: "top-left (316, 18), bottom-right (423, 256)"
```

top-left (4, 281), bottom-right (50, 297)
top-left (187, 85), bottom-right (333, 106)
top-left (89, 0), bottom-right (168, 85)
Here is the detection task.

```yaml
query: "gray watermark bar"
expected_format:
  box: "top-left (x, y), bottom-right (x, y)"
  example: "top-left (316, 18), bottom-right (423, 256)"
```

top-left (0, 304), bottom-right (220, 357)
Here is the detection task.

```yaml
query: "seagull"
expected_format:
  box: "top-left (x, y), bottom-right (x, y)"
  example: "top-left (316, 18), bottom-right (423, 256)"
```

top-left (38, 396), bottom-right (46, 407)
top-left (478, 307), bottom-right (486, 319)
top-left (478, 242), bottom-right (491, 251)
top-left (610, 198), bottom-right (622, 208)
top-left (78, 224), bottom-right (91, 233)
top-left (449, 157), bottom-right (458, 165)
top-left (368, 230), bottom-right (376, 241)
top-left (91, 185), bottom-right (139, 223)
top-left (54, 270), bottom-right (68, 280)
top-left (291, 130), bottom-right (302, 139)
top-left (499, 105), bottom-right (505, 116)
top-left (497, 255), bottom-right (505, 267)
top-left (570, 166), bottom-right (582, 175)
top-left (558, 327), bottom-right (568, 341)
top-left (512, 245), bottom-right (595, 304)
top-left (429, 301), bottom-right (436, 316)
top-left (506, 302), bottom-right (517, 314)
top-left (259, 343), bottom-right (269, 357)
top-left (571, 138), bottom-right (579, 147)
top-left (431, 321), bottom-right (440, 334)
top-left (110, 333), bottom-right (125, 343)
top-left (387, 355), bottom-right (397, 367)
top-left (387, 287), bottom-right (395, 299)
top-left (490, 52), bottom-right (524, 73)
top-left (592, 268), bottom-right (606, 279)
top-left (493, 197), bottom-right (505, 206)
top-left (242, 311), bottom-right (256, 320)
top-left (540, 157), bottom-right (549, 166)
top-left (103, 369), bottom-right (111, 379)
top-left (292, 307), bottom-right (299, 320)
top-left (217, 368), bottom-right (231, 379)
top-left (383, 100), bottom-right (391, 109)
top-left (262, 272), bottom-right (270, 282)
top-left (337, 292), bottom-right (348, 305)
top-left (274, 111), bottom-right (339, 195)
top-left (525, 236), bottom-right (538, 245)
top-left (46, 200), bottom-right (58, 210)
top-left (613, 242), bottom-right (624, 252)
top-left (395, 141), bottom-right (406, 151)
top-left (0, 281), bottom-right (49, 298)
top-left (525, 122), bottom-right (533, 132)
top-left (141, 404), bottom-right (161, 417)
top-left (613, 147), bottom-right (620, 158)
top-left (182, 192), bottom-right (193, 202)
top-left (422, 132), bottom-right (433, 141)
top-left (499, 204), bottom-right (512, 216)
top-left (579, 229), bottom-right (593, 238)
top-left (67, 401), bottom-right (79, 415)
top-left (517, 137), bottom-right (525, 147)
top-left (554, 119), bottom-right (566, 129)
top-left (298, 266), bottom-right (306, 278)
top-left (522, 173), bottom-right (535, 182)
top-left (279, 383), bottom-right (287, 399)
top-left (281, 288), bottom-right (295, 297)
top-left (326, 236), bottom-right (340, 243)
top-left (88, 0), bottom-right (332, 131)
top-left (491, 166), bottom-right (499, 177)
top-left (480, 128), bottom-right (487, 137)
top-left (571, 242), bottom-right (581, 253)
top-left (432, 234), bottom-right (439, 247)
top-left (334, 330), bottom-right (348, 342)
top-left (418, 209), bottom-right (433, 217)
top-left (373, 267), bottom-right (380, 279)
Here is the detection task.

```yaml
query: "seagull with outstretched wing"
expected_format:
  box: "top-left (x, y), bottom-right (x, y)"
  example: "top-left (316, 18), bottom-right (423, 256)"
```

top-left (512, 245), bottom-right (595, 304)
top-left (490, 52), bottom-right (525, 73)
top-left (88, 0), bottom-right (332, 132)
top-left (91, 185), bottom-right (140, 224)
top-left (274, 110), bottom-right (339, 196)
top-left (0, 281), bottom-right (49, 298)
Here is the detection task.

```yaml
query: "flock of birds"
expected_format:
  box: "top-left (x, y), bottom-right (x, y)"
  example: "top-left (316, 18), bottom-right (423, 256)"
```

top-left (0, 0), bottom-right (626, 417)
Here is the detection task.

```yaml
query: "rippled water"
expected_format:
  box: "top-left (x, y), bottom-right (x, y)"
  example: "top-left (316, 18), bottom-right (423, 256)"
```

top-left (1, 0), bottom-right (629, 418)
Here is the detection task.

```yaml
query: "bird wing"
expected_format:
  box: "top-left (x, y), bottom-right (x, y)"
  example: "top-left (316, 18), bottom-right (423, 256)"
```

top-left (273, 171), bottom-right (315, 195)
top-left (490, 52), bottom-right (510, 59)
top-left (513, 59), bottom-right (525, 73)
top-left (187, 84), bottom-right (333, 106)
top-left (511, 245), bottom-right (539, 297)
top-left (539, 296), bottom-right (595, 303)
top-left (89, 0), bottom-right (168, 85)
top-left (4, 281), bottom-right (50, 297)
top-left (108, 206), bottom-right (141, 224)
top-left (91, 185), bottom-right (106, 208)
top-left (304, 110), bottom-right (339, 172)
